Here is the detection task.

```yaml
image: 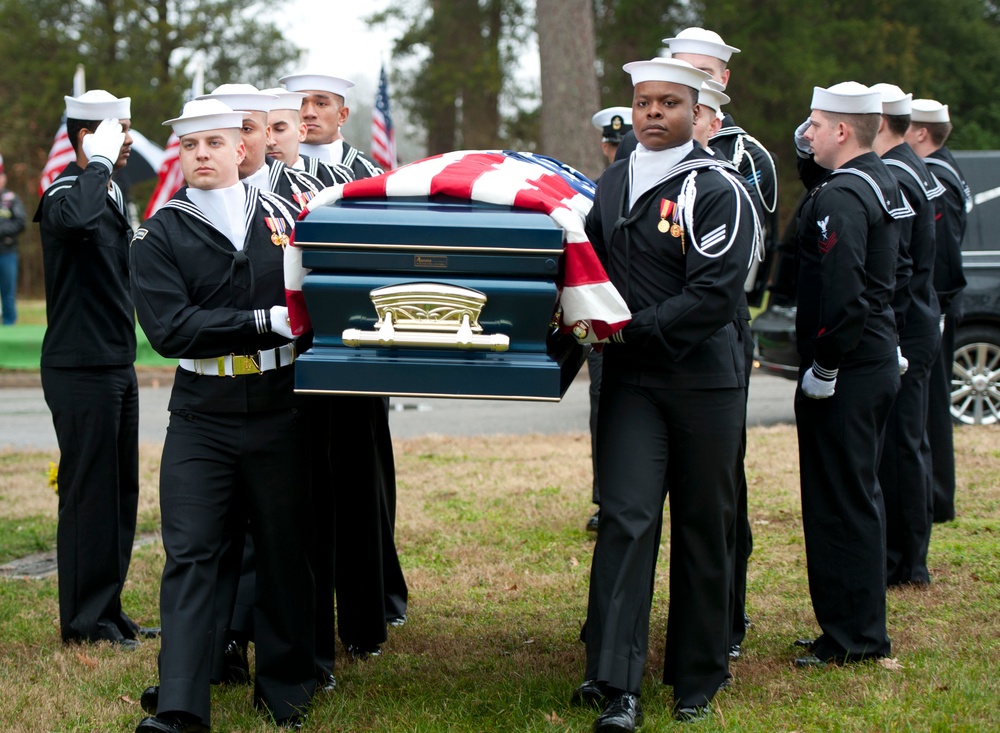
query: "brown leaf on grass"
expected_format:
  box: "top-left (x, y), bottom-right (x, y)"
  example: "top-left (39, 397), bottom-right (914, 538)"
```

top-left (120, 695), bottom-right (138, 705)
top-left (507, 583), bottom-right (518, 591)
top-left (877, 657), bottom-right (904, 671)
top-left (76, 651), bottom-right (98, 668)
top-left (544, 710), bottom-right (565, 724)
top-left (569, 556), bottom-right (579, 567)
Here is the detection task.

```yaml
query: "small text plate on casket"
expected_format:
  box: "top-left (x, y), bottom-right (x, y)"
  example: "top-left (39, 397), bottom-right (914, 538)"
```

top-left (415, 255), bottom-right (448, 269)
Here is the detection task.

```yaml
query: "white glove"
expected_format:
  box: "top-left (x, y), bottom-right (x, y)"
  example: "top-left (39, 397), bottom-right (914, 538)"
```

top-left (802, 365), bottom-right (836, 399)
top-left (794, 118), bottom-right (813, 158)
top-left (897, 346), bottom-right (909, 376)
top-left (81, 119), bottom-right (125, 168)
top-left (269, 306), bottom-right (294, 339)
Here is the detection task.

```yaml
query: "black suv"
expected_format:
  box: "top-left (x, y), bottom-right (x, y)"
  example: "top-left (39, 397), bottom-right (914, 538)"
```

top-left (752, 150), bottom-right (1000, 426)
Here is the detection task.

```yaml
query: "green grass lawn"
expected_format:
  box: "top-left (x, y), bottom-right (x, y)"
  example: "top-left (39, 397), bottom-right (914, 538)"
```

top-left (1, 426), bottom-right (998, 731)
top-left (0, 299), bottom-right (170, 369)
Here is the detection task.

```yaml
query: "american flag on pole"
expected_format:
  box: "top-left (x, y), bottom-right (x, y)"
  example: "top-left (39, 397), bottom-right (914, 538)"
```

top-left (371, 64), bottom-right (397, 171)
top-left (143, 133), bottom-right (183, 219)
top-left (284, 150), bottom-right (630, 340)
top-left (38, 119), bottom-right (75, 196)
top-left (39, 65), bottom-right (86, 196)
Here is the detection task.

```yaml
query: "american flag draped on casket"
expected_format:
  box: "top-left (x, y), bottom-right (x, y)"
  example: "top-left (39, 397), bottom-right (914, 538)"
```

top-left (284, 150), bottom-right (630, 340)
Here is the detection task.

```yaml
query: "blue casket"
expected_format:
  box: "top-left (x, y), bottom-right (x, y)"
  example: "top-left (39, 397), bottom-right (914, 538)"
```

top-left (292, 196), bottom-right (587, 401)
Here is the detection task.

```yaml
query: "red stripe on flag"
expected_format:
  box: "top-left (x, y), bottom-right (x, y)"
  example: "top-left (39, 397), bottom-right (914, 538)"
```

top-left (39, 123), bottom-right (74, 196)
top-left (144, 134), bottom-right (183, 219)
top-left (562, 240), bottom-right (613, 287)
top-left (428, 153), bottom-right (505, 200)
top-left (286, 289), bottom-right (312, 336)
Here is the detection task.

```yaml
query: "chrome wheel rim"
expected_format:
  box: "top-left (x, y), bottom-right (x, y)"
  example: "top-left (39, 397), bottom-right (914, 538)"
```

top-left (951, 341), bottom-right (1000, 425)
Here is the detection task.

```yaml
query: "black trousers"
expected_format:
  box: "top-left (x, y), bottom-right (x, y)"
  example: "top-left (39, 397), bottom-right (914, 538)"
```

top-left (41, 365), bottom-right (140, 643)
top-left (376, 399), bottom-right (409, 622)
top-left (880, 329), bottom-right (940, 585)
top-left (730, 318), bottom-right (754, 648)
top-left (928, 306), bottom-right (959, 521)
top-left (585, 380), bottom-right (743, 708)
top-left (587, 348), bottom-right (602, 505)
top-left (795, 355), bottom-right (898, 661)
top-left (329, 396), bottom-right (407, 650)
top-left (155, 407), bottom-right (315, 726)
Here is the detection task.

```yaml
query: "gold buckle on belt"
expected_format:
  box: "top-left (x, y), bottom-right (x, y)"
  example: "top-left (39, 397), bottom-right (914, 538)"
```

top-left (231, 353), bottom-right (261, 376)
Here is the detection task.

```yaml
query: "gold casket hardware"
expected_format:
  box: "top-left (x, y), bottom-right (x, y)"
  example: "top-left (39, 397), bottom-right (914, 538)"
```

top-left (342, 283), bottom-right (510, 352)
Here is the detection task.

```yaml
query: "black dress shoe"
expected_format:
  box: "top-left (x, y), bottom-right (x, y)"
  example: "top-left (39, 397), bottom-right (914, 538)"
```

top-left (729, 643), bottom-right (741, 659)
top-left (674, 705), bottom-right (710, 723)
top-left (793, 637), bottom-right (815, 648)
top-left (586, 509), bottom-right (600, 534)
top-left (138, 626), bottom-right (162, 639)
top-left (140, 685), bottom-right (159, 714)
top-left (345, 643), bottom-right (381, 661)
top-left (793, 654), bottom-right (827, 668)
top-left (112, 638), bottom-right (143, 651)
top-left (134, 714), bottom-right (209, 733)
top-left (570, 679), bottom-right (605, 707)
top-left (317, 672), bottom-right (337, 693)
top-left (220, 639), bottom-right (251, 684)
top-left (387, 614), bottom-right (407, 627)
top-left (594, 692), bottom-right (642, 732)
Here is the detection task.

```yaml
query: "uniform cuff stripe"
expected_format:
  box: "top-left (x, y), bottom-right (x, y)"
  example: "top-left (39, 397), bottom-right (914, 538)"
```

top-left (255, 309), bottom-right (269, 334)
top-left (813, 363), bottom-right (838, 380)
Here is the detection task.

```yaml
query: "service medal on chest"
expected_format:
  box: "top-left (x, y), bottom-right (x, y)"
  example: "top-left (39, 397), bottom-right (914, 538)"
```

top-left (264, 216), bottom-right (289, 248)
top-left (659, 198), bottom-right (680, 238)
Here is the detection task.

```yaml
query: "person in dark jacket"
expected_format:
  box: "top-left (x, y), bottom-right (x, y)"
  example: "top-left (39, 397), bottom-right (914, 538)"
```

top-left (281, 68), bottom-right (408, 662)
top-left (130, 99), bottom-right (315, 733)
top-left (871, 84), bottom-right (943, 586)
top-left (905, 99), bottom-right (972, 523)
top-left (664, 27), bottom-right (776, 660)
top-left (572, 57), bottom-right (757, 730)
top-left (0, 156), bottom-right (27, 325)
top-left (34, 90), bottom-right (151, 649)
top-left (279, 70), bottom-right (384, 181)
top-left (263, 87), bottom-right (354, 189)
top-left (791, 82), bottom-right (909, 668)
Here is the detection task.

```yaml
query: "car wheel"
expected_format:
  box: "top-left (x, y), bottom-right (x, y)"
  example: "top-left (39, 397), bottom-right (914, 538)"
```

top-left (951, 325), bottom-right (1000, 425)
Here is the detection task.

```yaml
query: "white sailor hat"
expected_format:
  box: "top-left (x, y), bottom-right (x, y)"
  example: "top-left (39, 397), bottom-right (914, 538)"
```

top-left (697, 79), bottom-right (730, 113)
top-left (163, 99), bottom-right (244, 137)
top-left (870, 83), bottom-right (912, 115)
top-left (260, 88), bottom-right (308, 112)
top-left (198, 84), bottom-right (278, 113)
top-left (591, 106), bottom-right (632, 143)
top-left (662, 27), bottom-right (741, 63)
top-left (279, 71), bottom-right (355, 99)
top-left (64, 90), bottom-right (131, 120)
top-left (810, 81), bottom-right (882, 115)
top-left (623, 58), bottom-right (710, 90)
top-left (911, 99), bottom-right (950, 123)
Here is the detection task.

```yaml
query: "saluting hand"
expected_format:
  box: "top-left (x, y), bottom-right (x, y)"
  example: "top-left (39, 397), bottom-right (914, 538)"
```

top-left (81, 118), bottom-right (126, 167)
top-left (793, 119), bottom-right (813, 159)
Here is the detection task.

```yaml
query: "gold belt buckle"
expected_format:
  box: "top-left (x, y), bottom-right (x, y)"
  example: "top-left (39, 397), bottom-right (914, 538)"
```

top-left (233, 353), bottom-right (261, 376)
